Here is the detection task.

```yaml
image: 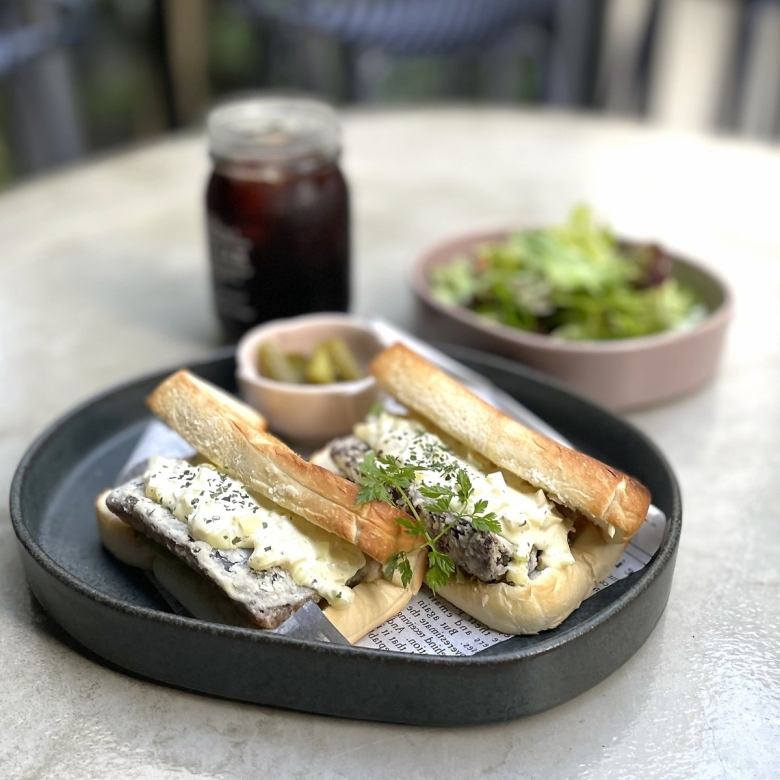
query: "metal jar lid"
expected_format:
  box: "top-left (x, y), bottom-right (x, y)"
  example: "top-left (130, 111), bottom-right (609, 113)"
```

top-left (207, 96), bottom-right (341, 164)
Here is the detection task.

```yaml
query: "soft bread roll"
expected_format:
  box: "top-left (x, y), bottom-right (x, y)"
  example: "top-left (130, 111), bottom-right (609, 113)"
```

top-left (97, 489), bottom-right (156, 569)
top-left (96, 491), bottom-right (424, 642)
top-left (438, 525), bottom-right (625, 634)
top-left (370, 344), bottom-right (650, 539)
top-left (309, 445), bottom-right (427, 641)
top-left (146, 370), bottom-right (416, 562)
top-left (323, 550), bottom-right (426, 643)
top-left (315, 432), bottom-right (630, 635)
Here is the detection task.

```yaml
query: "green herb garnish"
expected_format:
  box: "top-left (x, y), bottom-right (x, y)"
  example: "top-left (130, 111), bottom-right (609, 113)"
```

top-left (367, 400), bottom-right (386, 418)
top-left (356, 451), bottom-right (501, 591)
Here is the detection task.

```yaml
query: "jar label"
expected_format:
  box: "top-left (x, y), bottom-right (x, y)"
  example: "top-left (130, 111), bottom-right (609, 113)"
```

top-left (207, 217), bottom-right (258, 323)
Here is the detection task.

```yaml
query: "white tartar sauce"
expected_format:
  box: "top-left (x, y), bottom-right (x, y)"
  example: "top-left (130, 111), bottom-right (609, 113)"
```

top-left (143, 456), bottom-right (364, 606)
top-left (355, 414), bottom-right (574, 585)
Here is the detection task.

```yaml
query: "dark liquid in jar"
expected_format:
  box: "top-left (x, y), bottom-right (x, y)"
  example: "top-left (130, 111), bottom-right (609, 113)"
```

top-left (206, 156), bottom-right (350, 340)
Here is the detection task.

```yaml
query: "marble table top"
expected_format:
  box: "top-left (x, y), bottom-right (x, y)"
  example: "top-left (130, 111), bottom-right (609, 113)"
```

top-left (1, 109), bottom-right (778, 779)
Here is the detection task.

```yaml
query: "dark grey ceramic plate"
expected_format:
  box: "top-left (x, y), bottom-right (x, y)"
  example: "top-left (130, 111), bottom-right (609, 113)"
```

top-left (10, 346), bottom-right (681, 725)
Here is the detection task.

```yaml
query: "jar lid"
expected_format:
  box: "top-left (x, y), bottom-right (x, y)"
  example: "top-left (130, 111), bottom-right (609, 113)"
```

top-left (207, 97), bottom-right (341, 163)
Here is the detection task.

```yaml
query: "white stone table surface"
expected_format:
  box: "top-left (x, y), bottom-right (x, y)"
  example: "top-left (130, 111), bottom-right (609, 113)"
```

top-left (1, 109), bottom-right (778, 779)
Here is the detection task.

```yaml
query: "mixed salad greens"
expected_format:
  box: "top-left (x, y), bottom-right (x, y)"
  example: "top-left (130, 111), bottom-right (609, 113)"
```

top-left (429, 206), bottom-right (706, 341)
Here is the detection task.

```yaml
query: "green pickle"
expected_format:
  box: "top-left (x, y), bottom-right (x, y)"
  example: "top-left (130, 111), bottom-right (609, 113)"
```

top-left (305, 343), bottom-right (337, 384)
top-left (258, 342), bottom-right (300, 383)
top-left (259, 338), bottom-right (364, 384)
top-left (286, 353), bottom-right (308, 378)
top-left (325, 338), bottom-right (363, 381)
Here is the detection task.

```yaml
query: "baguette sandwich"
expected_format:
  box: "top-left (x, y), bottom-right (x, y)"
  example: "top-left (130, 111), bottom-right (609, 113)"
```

top-left (96, 371), bottom-right (424, 643)
top-left (314, 343), bottom-right (651, 634)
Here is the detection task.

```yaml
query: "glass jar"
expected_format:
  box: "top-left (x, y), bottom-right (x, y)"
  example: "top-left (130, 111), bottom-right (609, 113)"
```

top-left (206, 97), bottom-right (350, 339)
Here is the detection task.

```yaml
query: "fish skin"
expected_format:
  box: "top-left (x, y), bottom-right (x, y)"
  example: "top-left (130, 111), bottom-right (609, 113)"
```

top-left (106, 479), bottom-right (317, 628)
top-left (329, 437), bottom-right (513, 583)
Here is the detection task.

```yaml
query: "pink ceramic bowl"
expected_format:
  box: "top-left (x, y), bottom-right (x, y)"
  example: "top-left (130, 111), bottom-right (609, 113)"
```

top-left (412, 230), bottom-right (733, 410)
top-left (236, 313), bottom-right (382, 443)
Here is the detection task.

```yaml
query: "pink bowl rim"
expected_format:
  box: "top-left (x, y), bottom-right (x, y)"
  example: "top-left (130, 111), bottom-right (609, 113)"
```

top-left (235, 312), bottom-right (379, 395)
top-left (411, 228), bottom-right (734, 355)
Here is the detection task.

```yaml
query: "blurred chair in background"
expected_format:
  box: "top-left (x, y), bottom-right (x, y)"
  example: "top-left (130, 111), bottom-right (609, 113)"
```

top-left (235, 0), bottom-right (603, 106)
top-left (0, 0), bottom-right (87, 178)
top-left (599, 0), bottom-right (780, 139)
top-left (735, 0), bottom-right (780, 138)
top-left (0, 0), bottom-right (777, 187)
top-left (0, 0), bottom-right (175, 181)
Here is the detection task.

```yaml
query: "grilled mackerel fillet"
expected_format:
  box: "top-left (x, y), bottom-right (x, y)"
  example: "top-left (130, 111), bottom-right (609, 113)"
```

top-left (106, 479), bottom-right (318, 628)
top-left (329, 436), bottom-right (513, 582)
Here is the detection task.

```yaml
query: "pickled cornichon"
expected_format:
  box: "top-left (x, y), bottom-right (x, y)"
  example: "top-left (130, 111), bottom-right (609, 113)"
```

top-left (257, 338), bottom-right (365, 384)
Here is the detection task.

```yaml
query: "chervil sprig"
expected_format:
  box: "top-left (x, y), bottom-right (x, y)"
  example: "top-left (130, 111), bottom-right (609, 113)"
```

top-left (355, 451), bottom-right (416, 505)
top-left (355, 451), bottom-right (502, 591)
top-left (383, 551), bottom-right (414, 589)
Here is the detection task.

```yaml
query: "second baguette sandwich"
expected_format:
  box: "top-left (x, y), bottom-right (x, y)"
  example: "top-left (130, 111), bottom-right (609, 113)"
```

top-left (316, 343), bottom-right (651, 634)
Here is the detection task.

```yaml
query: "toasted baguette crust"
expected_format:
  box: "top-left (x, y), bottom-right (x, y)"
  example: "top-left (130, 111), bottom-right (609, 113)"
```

top-left (438, 524), bottom-right (625, 634)
top-left (370, 344), bottom-right (650, 538)
top-left (146, 370), bottom-right (415, 562)
top-left (162, 371), bottom-right (268, 433)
